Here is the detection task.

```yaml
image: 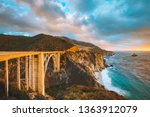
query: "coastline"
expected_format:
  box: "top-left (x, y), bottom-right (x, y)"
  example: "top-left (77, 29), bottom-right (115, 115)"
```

top-left (101, 51), bottom-right (150, 99)
top-left (100, 68), bottom-right (128, 97)
top-left (94, 71), bottom-right (103, 85)
top-left (97, 52), bottom-right (128, 98)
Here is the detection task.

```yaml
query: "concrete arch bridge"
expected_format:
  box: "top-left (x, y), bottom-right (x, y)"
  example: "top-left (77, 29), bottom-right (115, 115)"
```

top-left (0, 51), bottom-right (64, 97)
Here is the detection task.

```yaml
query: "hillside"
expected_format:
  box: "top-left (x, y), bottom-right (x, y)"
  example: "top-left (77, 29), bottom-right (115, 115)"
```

top-left (59, 36), bottom-right (113, 56)
top-left (0, 34), bottom-right (74, 51)
top-left (0, 34), bottom-right (112, 56)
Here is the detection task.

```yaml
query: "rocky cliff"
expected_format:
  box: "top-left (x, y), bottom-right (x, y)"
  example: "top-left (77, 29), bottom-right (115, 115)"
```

top-left (44, 50), bottom-right (124, 100)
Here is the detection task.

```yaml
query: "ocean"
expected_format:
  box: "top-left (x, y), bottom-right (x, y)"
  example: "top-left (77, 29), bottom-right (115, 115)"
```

top-left (99, 51), bottom-right (150, 100)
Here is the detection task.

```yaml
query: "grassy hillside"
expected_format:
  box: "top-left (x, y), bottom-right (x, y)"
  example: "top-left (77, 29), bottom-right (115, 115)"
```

top-left (0, 34), bottom-right (112, 55)
top-left (46, 85), bottom-right (124, 100)
top-left (0, 34), bottom-right (74, 51)
top-left (59, 36), bottom-right (113, 55)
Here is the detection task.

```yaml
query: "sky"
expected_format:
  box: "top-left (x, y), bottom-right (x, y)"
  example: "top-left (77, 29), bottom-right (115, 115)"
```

top-left (0, 0), bottom-right (150, 51)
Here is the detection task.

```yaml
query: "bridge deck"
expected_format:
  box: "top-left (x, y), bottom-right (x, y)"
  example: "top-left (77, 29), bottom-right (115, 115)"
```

top-left (0, 51), bottom-right (64, 62)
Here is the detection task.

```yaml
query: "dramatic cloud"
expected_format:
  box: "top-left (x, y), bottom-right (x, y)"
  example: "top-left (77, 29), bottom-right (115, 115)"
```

top-left (16, 0), bottom-right (66, 19)
top-left (0, 1), bottom-right (46, 34)
top-left (0, 0), bottom-right (150, 50)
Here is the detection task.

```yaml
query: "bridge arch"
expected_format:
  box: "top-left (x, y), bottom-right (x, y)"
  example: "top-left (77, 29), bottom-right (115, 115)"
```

top-left (45, 54), bottom-right (57, 88)
top-left (44, 54), bottom-right (57, 74)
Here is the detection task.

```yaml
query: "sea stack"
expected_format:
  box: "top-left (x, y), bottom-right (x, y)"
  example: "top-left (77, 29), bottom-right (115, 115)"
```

top-left (132, 53), bottom-right (138, 57)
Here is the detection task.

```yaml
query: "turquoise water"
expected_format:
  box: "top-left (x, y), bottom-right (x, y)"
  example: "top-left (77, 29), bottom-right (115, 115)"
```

top-left (100, 52), bottom-right (150, 100)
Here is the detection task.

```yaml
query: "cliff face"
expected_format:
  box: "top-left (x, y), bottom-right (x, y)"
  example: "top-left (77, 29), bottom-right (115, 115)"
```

top-left (67, 51), bottom-right (97, 75)
top-left (64, 51), bottom-right (101, 87)
top-left (45, 50), bottom-right (124, 100)
top-left (45, 50), bottom-right (106, 88)
top-left (66, 50), bottom-right (105, 83)
top-left (95, 53), bottom-right (105, 70)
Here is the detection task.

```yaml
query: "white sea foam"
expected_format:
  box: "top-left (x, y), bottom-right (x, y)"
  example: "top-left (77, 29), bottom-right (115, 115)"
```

top-left (100, 69), bottom-right (129, 96)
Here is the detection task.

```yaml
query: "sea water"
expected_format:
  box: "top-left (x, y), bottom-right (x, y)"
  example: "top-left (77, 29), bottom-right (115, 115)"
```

top-left (99, 51), bottom-right (150, 100)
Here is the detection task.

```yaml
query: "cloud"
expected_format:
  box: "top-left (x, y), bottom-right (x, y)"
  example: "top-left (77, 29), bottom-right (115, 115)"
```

top-left (0, 0), bottom-right (150, 50)
top-left (14, 0), bottom-right (86, 35)
top-left (80, 0), bottom-right (150, 36)
top-left (132, 28), bottom-right (150, 41)
top-left (0, 3), bottom-right (43, 33)
top-left (15, 0), bottom-right (66, 19)
top-left (66, 0), bottom-right (99, 14)
top-left (0, 0), bottom-right (69, 35)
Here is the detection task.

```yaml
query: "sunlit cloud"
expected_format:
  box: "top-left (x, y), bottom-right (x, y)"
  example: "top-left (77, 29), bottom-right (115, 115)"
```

top-left (0, 0), bottom-right (150, 51)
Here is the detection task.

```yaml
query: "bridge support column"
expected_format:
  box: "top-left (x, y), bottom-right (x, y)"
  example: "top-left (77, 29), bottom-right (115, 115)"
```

top-left (29, 56), bottom-right (32, 89)
top-left (25, 56), bottom-right (29, 90)
top-left (38, 53), bottom-right (45, 95)
top-left (31, 55), bottom-right (35, 91)
top-left (54, 53), bottom-right (60, 72)
top-left (34, 57), bottom-right (38, 91)
top-left (5, 60), bottom-right (9, 97)
top-left (56, 53), bottom-right (60, 72)
top-left (17, 58), bottom-right (21, 90)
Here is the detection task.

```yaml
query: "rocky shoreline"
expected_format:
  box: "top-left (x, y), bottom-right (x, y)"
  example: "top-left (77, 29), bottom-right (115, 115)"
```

top-left (43, 49), bottom-right (124, 100)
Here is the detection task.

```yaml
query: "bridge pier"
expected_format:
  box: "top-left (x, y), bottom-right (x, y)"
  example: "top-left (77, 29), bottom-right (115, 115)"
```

top-left (25, 55), bottom-right (36, 91)
top-left (34, 57), bottom-right (38, 91)
top-left (31, 55), bottom-right (35, 91)
top-left (25, 56), bottom-right (29, 90)
top-left (5, 60), bottom-right (9, 97)
top-left (53, 53), bottom-right (61, 72)
top-left (29, 56), bottom-right (32, 89)
top-left (56, 53), bottom-right (60, 72)
top-left (17, 58), bottom-right (21, 90)
top-left (38, 53), bottom-right (45, 95)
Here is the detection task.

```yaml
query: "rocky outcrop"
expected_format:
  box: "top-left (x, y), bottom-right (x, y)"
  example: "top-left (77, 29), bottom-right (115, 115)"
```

top-left (131, 53), bottom-right (138, 57)
top-left (45, 50), bottom-right (106, 88)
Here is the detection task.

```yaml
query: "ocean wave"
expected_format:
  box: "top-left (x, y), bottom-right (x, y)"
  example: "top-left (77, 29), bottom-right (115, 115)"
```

top-left (100, 69), bottom-right (130, 96)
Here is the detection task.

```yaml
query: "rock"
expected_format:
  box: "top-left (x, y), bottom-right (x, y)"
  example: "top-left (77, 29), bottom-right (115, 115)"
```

top-left (131, 53), bottom-right (138, 57)
top-left (28, 92), bottom-right (37, 100)
top-left (60, 50), bottom-right (105, 87)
